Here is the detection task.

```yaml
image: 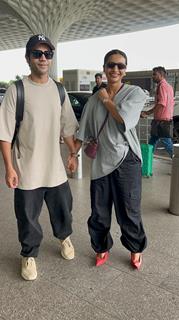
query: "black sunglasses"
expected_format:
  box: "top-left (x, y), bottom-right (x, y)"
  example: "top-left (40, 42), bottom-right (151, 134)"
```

top-left (31, 50), bottom-right (54, 60)
top-left (106, 62), bottom-right (126, 70)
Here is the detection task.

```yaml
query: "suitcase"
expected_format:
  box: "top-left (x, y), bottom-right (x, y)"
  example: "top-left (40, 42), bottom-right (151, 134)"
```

top-left (140, 143), bottom-right (153, 177)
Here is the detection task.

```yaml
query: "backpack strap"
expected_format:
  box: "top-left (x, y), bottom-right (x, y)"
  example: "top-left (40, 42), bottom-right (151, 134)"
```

top-left (11, 79), bottom-right (65, 148)
top-left (53, 80), bottom-right (65, 105)
top-left (11, 79), bottom-right (24, 148)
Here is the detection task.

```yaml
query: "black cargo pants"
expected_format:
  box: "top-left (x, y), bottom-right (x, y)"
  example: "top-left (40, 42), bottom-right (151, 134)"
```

top-left (88, 149), bottom-right (147, 253)
top-left (14, 182), bottom-right (73, 257)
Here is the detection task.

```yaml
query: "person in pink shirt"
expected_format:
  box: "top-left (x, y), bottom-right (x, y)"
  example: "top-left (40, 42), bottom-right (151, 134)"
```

top-left (141, 66), bottom-right (174, 158)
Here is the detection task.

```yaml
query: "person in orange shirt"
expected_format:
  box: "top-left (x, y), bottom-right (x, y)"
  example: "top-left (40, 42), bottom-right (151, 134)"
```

top-left (141, 66), bottom-right (174, 158)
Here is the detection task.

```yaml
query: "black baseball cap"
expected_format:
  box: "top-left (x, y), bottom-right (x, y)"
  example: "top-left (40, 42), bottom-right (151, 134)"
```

top-left (26, 34), bottom-right (55, 55)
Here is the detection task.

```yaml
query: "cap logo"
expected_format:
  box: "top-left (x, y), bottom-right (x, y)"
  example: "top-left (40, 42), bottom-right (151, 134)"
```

top-left (38, 35), bottom-right (46, 41)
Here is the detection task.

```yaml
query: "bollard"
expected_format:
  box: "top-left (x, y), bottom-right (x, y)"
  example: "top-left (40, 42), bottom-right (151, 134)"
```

top-left (74, 148), bottom-right (82, 179)
top-left (169, 144), bottom-right (179, 215)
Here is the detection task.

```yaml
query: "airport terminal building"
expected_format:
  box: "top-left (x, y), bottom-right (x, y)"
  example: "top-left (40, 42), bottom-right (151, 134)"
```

top-left (63, 68), bottom-right (179, 97)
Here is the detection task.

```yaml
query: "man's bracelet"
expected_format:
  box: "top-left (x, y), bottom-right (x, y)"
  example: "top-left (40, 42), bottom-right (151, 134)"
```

top-left (70, 152), bottom-right (79, 158)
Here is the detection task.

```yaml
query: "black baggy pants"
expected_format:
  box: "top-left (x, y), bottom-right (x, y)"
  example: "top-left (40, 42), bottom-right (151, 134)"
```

top-left (88, 149), bottom-right (147, 253)
top-left (14, 182), bottom-right (73, 257)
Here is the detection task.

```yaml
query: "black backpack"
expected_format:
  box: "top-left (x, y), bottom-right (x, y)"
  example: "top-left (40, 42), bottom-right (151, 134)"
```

top-left (11, 79), bottom-right (65, 147)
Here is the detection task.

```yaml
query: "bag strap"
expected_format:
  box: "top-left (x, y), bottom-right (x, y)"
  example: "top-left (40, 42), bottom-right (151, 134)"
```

top-left (11, 80), bottom-right (24, 148)
top-left (53, 80), bottom-right (65, 105)
top-left (97, 112), bottom-right (109, 139)
top-left (11, 79), bottom-right (66, 148)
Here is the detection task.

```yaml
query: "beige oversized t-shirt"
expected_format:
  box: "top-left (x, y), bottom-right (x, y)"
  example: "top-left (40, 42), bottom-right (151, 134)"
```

top-left (0, 76), bottom-right (78, 190)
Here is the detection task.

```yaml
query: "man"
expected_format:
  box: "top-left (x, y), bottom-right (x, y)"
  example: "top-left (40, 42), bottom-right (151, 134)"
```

top-left (0, 34), bottom-right (78, 281)
top-left (141, 66), bottom-right (174, 158)
top-left (92, 73), bottom-right (107, 95)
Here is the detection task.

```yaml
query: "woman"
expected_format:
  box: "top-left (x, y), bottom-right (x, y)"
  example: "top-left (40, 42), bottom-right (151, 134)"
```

top-left (76, 49), bottom-right (147, 269)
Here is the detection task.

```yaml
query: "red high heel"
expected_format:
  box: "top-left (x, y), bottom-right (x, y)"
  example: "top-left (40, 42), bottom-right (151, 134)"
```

top-left (95, 252), bottom-right (109, 267)
top-left (131, 253), bottom-right (142, 270)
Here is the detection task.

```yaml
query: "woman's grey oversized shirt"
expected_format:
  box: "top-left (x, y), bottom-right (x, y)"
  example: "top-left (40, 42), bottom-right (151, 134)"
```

top-left (76, 84), bottom-right (147, 180)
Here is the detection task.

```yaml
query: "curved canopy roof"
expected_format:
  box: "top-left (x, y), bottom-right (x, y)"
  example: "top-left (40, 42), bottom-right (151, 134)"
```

top-left (1, 0), bottom-right (179, 51)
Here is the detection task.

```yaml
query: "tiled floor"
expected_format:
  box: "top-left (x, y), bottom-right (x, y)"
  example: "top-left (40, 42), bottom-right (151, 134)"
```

top-left (0, 149), bottom-right (179, 320)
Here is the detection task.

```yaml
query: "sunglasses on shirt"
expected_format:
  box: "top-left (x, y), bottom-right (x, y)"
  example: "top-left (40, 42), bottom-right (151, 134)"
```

top-left (106, 62), bottom-right (126, 70)
top-left (31, 50), bottom-right (54, 60)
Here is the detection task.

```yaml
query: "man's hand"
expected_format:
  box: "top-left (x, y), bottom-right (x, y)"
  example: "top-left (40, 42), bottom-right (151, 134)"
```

top-left (5, 167), bottom-right (18, 188)
top-left (140, 111), bottom-right (148, 118)
top-left (63, 136), bottom-right (79, 173)
top-left (0, 141), bottom-right (18, 188)
top-left (67, 154), bottom-right (78, 173)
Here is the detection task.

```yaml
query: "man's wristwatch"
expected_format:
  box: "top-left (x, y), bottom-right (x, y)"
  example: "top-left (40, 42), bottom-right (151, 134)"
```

top-left (70, 152), bottom-right (79, 158)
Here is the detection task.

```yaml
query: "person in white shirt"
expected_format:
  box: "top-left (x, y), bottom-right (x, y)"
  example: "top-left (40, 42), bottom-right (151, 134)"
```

top-left (0, 34), bottom-right (78, 281)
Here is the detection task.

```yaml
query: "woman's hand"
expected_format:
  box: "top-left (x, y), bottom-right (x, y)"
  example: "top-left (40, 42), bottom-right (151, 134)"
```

top-left (140, 111), bottom-right (148, 118)
top-left (98, 88), bottom-right (110, 103)
top-left (98, 88), bottom-right (124, 124)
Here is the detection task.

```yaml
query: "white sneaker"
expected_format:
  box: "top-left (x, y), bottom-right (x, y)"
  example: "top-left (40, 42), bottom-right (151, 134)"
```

top-left (21, 257), bottom-right (37, 281)
top-left (59, 237), bottom-right (75, 260)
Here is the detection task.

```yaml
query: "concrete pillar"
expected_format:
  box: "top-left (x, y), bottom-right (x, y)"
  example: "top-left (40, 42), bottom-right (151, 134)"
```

top-left (49, 43), bottom-right (58, 80)
top-left (49, 39), bottom-right (83, 179)
top-left (169, 144), bottom-right (179, 215)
